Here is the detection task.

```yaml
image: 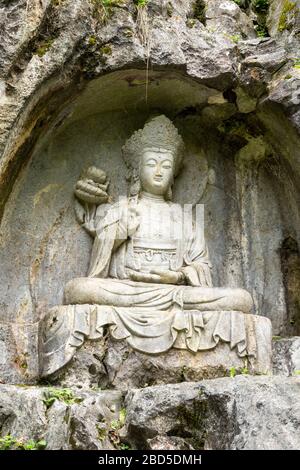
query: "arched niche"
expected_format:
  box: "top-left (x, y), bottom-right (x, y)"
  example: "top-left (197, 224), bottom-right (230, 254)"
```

top-left (1, 68), bottom-right (300, 383)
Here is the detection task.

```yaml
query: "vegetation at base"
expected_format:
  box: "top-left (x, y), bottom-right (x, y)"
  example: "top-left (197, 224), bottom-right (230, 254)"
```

top-left (293, 58), bottom-right (300, 69)
top-left (108, 408), bottom-right (130, 449)
top-left (229, 34), bottom-right (241, 43)
top-left (0, 435), bottom-right (47, 451)
top-left (43, 387), bottom-right (83, 408)
top-left (229, 365), bottom-right (249, 377)
top-left (134, 0), bottom-right (148, 6)
top-left (110, 408), bottom-right (127, 431)
top-left (34, 39), bottom-right (54, 57)
top-left (90, 0), bottom-right (126, 22)
top-left (278, 1), bottom-right (298, 32)
top-left (255, 24), bottom-right (268, 37)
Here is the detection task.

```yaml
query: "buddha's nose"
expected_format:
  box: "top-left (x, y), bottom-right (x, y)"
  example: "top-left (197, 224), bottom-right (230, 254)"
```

top-left (155, 164), bottom-right (162, 176)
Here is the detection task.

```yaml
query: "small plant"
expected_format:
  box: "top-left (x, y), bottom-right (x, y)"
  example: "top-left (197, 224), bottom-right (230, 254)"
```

top-left (293, 370), bottom-right (300, 376)
top-left (225, 34), bottom-right (241, 44)
top-left (108, 408), bottom-right (127, 449)
top-left (91, 0), bottom-right (124, 22)
top-left (241, 367), bottom-right (249, 375)
top-left (43, 388), bottom-right (83, 409)
top-left (110, 408), bottom-right (126, 430)
top-left (278, 1), bottom-right (297, 32)
top-left (35, 39), bottom-right (54, 57)
top-left (88, 35), bottom-right (97, 46)
top-left (0, 435), bottom-right (47, 451)
top-left (293, 58), bottom-right (300, 69)
top-left (255, 24), bottom-right (268, 37)
top-left (230, 366), bottom-right (236, 378)
top-left (100, 44), bottom-right (112, 55)
top-left (230, 34), bottom-right (241, 43)
top-left (96, 424), bottom-right (107, 441)
top-left (134, 0), bottom-right (148, 6)
top-left (119, 443), bottom-right (131, 450)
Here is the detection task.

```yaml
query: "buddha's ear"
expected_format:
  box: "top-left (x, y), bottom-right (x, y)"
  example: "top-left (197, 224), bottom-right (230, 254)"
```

top-left (130, 175), bottom-right (141, 197)
top-left (166, 184), bottom-right (173, 201)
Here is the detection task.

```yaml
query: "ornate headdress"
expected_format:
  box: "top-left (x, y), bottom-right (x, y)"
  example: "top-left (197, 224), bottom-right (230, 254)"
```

top-left (122, 115), bottom-right (185, 177)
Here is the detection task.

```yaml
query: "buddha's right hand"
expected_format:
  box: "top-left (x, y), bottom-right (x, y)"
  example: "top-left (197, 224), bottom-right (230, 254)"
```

top-left (129, 269), bottom-right (183, 285)
top-left (74, 166), bottom-right (109, 205)
top-left (129, 270), bottom-right (161, 283)
top-left (127, 207), bottom-right (140, 236)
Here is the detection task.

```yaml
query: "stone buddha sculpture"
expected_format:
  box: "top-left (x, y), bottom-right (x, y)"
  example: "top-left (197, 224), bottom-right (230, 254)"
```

top-left (65, 115), bottom-right (252, 313)
top-left (41, 115), bottom-right (271, 378)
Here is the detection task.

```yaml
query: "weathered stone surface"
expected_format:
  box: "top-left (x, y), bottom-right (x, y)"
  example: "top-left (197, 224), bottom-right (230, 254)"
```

top-left (204, 0), bottom-right (256, 38)
top-left (102, 334), bottom-right (271, 391)
top-left (1, 376), bottom-right (300, 450)
top-left (273, 336), bottom-right (300, 376)
top-left (0, 0), bottom-right (299, 388)
top-left (0, 384), bottom-right (123, 450)
top-left (0, 321), bottom-right (39, 384)
top-left (43, 311), bottom-right (272, 391)
top-left (125, 376), bottom-right (300, 450)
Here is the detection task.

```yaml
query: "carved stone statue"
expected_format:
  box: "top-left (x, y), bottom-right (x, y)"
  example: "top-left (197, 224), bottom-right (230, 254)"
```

top-left (41, 115), bottom-right (272, 378)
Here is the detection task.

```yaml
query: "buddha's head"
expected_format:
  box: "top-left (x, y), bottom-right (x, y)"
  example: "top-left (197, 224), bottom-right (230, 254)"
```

top-left (122, 115), bottom-right (185, 199)
top-left (139, 147), bottom-right (174, 196)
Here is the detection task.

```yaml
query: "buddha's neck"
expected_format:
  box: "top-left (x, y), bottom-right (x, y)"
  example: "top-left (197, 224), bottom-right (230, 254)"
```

top-left (139, 191), bottom-right (166, 202)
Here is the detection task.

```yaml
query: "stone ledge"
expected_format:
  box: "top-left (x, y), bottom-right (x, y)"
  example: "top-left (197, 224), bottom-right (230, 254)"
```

top-left (0, 376), bottom-right (300, 449)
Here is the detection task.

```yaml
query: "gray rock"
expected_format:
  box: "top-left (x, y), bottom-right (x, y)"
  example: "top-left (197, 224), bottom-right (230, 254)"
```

top-left (273, 336), bottom-right (300, 376)
top-left (125, 375), bottom-right (300, 450)
top-left (0, 384), bottom-right (123, 450)
top-left (204, 0), bottom-right (256, 38)
top-left (1, 376), bottom-right (300, 449)
top-left (44, 309), bottom-right (272, 391)
top-left (0, 0), bottom-right (299, 388)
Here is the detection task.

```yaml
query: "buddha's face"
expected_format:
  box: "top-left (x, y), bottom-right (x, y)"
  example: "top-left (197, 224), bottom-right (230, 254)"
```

top-left (139, 148), bottom-right (174, 196)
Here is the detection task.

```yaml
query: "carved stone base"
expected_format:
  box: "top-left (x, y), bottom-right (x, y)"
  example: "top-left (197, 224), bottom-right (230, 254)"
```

top-left (41, 304), bottom-right (272, 389)
top-left (103, 335), bottom-right (272, 390)
top-left (46, 331), bottom-right (273, 390)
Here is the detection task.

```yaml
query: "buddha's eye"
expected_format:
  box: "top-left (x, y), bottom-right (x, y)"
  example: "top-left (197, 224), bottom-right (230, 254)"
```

top-left (145, 159), bottom-right (157, 167)
top-left (162, 160), bottom-right (172, 169)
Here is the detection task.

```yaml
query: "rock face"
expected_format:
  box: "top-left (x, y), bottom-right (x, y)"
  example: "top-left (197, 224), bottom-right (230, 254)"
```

top-left (273, 336), bottom-right (300, 376)
top-left (0, 0), bottom-right (300, 384)
top-left (0, 376), bottom-right (300, 450)
top-left (0, 0), bottom-right (300, 451)
top-left (46, 313), bottom-right (273, 391)
top-left (125, 375), bottom-right (300, 450)
top-left (0, 383), bottom-right (123, 450)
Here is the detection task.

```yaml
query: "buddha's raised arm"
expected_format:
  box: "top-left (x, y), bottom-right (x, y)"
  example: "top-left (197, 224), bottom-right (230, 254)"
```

top-left (74, 166), bottom-right (110, 236)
